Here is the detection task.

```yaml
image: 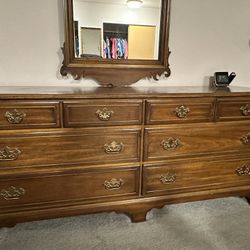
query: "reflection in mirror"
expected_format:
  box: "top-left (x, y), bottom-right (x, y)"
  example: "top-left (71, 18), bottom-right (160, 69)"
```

top-left (73, 0), bottom-right (161, 60)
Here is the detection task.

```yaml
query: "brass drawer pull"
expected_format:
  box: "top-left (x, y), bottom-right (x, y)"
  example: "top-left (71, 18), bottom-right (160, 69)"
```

top-left (0, 186), bottom-right (25, 200)
top-left (0, 146), bottom-right (21, 161)
top-left (104, 178), bottom-right (124, 190)
top-left (240, 104), bottom-right (250, 116)
top-left (96, 108), bottom-right (114, 121)
top-left (161, 138), bottom-right (181, 150)
top-left (104, 141), bottom-right (124, 154)
top-left (175, 105), bottom-right (190, 118)
top-left (236, 166), bottom-right (250, 176)
top-left (160, 173), bottom-right (177, 185)
top-left (4, 109), bottom-right (26, 124)
top-left (241, 133), bottom-right (250, 145)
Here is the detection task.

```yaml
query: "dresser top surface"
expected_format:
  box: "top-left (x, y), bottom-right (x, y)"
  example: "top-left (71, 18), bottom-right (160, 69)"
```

top-left (0, 85), bottom-right (250, 99)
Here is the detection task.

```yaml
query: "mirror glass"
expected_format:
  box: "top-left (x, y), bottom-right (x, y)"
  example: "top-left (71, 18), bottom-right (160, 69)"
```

top-left (72, 0), bottom-right (162, 60)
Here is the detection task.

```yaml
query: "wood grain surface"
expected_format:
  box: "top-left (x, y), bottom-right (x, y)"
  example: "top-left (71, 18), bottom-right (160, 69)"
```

top-left (0, 87), bottom-right (250, 226)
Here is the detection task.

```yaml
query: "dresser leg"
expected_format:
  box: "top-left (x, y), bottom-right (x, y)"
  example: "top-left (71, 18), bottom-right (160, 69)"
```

top-left (246, 196), bottom-right (250, 205)
top-left (128, 210), bottom-right (148, 223)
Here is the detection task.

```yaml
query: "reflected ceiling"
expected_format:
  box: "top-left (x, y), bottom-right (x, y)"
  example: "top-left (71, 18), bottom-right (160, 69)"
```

top-left (75, 0), bottom-right (161, 8)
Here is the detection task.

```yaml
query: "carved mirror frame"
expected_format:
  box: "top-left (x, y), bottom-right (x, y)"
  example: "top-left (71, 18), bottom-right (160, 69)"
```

top-left (61, 0), bottom-right (171, 86)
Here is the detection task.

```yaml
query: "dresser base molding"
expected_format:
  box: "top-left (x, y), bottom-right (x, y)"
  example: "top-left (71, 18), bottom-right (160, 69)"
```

top-left (1, 186), bottom-right (250, 227)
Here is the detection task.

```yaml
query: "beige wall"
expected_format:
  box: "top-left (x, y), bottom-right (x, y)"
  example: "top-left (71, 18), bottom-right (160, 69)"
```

top-left (0, 0), bottom-right (249, 87)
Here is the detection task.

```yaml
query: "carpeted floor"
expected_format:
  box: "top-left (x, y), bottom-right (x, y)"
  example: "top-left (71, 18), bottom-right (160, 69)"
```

top-left (0, 197), bottom-right (250, 250)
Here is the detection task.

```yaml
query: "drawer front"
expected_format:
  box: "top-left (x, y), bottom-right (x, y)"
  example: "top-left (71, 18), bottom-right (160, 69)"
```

top-left (0, 128), bottom-right (140, 168)
top-left (0, 166), bottom-right (139, 206)
top-left (0, 101), bottom-right (60, 129)
top-left (146, 98), bottom-right (215, 124)
top-left (63, 100), bottom-right (142, 127)
top-left (144, 122), bottom-right (250, 161)
top-left (143, 159), bottom-right (250, 196)
top-left (217, 97), bottom-right (250, 121)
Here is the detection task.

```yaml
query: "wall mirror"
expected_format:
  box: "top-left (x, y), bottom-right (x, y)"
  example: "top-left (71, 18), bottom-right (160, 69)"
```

top-left (61, 0), bottom-right (171, 86)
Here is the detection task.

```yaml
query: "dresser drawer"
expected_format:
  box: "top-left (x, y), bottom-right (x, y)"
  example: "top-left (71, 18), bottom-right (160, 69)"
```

top-left (63, 100), bottom-right (142, 127)
top-left (146, 98), bottom-right (215, 124)
top-left (0, 101), bottom-right (60, 129)
top-left (0, 128), bottom-right (140, 168)
top-left (144, 122), bottom-right (250, 161)
top-left (217, 97), bottom-right (250, 121)
top-left (0, 166), bottom-right (139, 207)
top-left (143, 158), bottom-right (250, 196)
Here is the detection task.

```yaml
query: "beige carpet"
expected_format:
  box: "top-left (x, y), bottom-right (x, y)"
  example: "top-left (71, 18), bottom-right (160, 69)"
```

top-left (0, 197), bottom-right (250, 250)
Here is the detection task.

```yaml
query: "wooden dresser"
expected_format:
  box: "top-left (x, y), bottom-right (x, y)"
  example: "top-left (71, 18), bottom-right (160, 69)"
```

top-left (0, 86), bottom-right (250, 226)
